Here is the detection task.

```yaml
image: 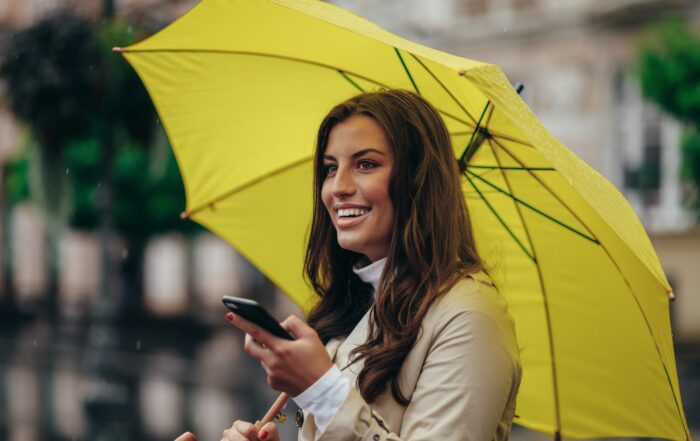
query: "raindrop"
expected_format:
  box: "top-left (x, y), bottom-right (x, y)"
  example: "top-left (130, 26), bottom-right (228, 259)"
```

top-left (136, 340), bottom-right (141, 350)
top-left (122, 248), bottom-right (129, 259)
top-left (156, 118), bottom-right (160, 124)
top-left (98, 182), bottom-right (101, 188)
top-left (33, 339), bottom-right (37, 347)
top-left (66, 168), bottom-right (70, 175)
top-left (504, 24), bottom-right (508, 32)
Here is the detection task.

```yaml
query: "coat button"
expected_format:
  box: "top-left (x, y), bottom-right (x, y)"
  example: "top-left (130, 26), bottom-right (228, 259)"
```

top-left (295, 409), bottom-right (305, 427)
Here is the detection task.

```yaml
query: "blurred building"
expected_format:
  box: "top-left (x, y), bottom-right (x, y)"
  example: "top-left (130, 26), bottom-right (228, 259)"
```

top-left (0, 2), bottom-right (304, 440)
top-left (0, 0), bottom-right (699, 440)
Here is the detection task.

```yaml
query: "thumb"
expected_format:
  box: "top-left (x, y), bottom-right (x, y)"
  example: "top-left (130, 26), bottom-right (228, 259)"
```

top-left (281, 315), bottom-right (314, 339)
top-left (175, 432), bottom-right (197, 441)
top-left (257, 421), bottom-right (279, 441)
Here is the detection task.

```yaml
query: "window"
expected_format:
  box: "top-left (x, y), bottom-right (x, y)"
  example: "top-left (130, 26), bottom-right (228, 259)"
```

top-left (458, 0), bottom-right (489, 16)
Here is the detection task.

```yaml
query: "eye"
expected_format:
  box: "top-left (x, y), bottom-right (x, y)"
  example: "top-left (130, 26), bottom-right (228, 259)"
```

top-left (357, 160), bottom-right (376, 170)
top-left (323, 163), bottom-right (337, 177)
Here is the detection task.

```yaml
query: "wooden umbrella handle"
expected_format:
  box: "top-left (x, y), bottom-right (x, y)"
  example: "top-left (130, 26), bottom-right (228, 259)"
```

top-left (254, 392), bottom-right (289, 431)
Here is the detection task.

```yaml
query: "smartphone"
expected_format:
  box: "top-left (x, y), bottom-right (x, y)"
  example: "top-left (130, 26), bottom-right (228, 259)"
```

top-left (222, 296), bottom-right (294, 340)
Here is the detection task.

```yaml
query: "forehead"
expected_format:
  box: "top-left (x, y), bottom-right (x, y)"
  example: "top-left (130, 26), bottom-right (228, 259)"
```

top-left (325, 114), bottom-right (392, 156)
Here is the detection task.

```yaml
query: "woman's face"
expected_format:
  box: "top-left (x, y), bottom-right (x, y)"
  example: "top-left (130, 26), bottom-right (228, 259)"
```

top-left (321, 114), bottom-right (395, 262)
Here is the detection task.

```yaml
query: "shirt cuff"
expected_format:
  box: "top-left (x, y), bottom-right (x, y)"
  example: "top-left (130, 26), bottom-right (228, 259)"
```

top-left (293, 365), bottom-right (350, 433)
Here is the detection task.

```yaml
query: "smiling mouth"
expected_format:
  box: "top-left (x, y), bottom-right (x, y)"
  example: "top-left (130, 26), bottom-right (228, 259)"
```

top-left (337, 208), bottom-right (371, 218)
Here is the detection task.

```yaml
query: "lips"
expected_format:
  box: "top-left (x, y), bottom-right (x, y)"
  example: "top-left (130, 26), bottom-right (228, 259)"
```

top-left (335, 207), bottom-right (371, 229)
top-left (338, 208), bottom-right (370, 218)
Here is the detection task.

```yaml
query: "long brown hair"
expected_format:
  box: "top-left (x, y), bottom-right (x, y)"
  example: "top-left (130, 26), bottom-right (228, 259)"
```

top-left (305, 90), bottom-right (484, 405)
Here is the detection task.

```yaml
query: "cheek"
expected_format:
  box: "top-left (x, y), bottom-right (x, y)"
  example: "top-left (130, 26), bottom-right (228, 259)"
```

top-left (370, 186), bottom-right (394, 226)
top-left (320, 183), bottom-right (333, 215)
top-left (368, 179), bottom-right (392, 211)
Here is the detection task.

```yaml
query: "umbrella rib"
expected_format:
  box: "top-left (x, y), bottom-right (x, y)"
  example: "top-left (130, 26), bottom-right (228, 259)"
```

top-left (489, 137), bottom-right (692, 438)
top-left (463, 172), bottom-right (535, 262)
top-left (120, 48), bottom-right (486, 135)
top-left (485, 138), bottom-right (563, 436)
top-left (124, 48), bottom-right (523, 139)
top-left (338, 69), bottom-right (365, 92)
top-left (408, 53), bottom-right (477, 124)
top-left (450, 130), bottom-right (535, 148)
top-left (394, 48), bottom-right (421, 95)
top-left (489, 137), bottom-right (600, 240)
top-left (181, 156), bottom-right (312, 219)
top-left (604, 261), bottom-right (692, 440)
top-left (467, 165), bottom-right (555, 171)
top-left (487, 138), bottom-right (538, 258)
top-left (459, 100), bottom-right (491, 170)
top-left (464, 169), bottom-right (598, 244)
top-left (490, 133), bottom-right (535, 148)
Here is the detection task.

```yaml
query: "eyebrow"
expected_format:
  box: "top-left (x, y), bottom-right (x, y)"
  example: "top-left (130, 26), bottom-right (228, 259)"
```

top-left (323, 148), bottom-right (386, 160)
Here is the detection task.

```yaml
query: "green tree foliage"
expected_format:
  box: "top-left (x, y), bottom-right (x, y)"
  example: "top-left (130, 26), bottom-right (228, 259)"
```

top-left (1, 12), bottom-right (193, 237)
top-left (1, 13), bottom-right (99, 154)
top-left (6, 147), bottom-right (30, 205)
top-left (637, 18), bottom-right (700, 212)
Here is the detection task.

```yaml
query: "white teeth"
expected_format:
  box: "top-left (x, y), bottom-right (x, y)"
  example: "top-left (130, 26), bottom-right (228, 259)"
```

top-left (338, 208), bottom-right (369, 218)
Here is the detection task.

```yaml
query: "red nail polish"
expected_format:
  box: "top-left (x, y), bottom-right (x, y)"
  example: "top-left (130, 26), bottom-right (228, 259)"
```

top-left (225, 312), bottom-right (234, 322)
top-left (258, 429), bottom-right (269, 440)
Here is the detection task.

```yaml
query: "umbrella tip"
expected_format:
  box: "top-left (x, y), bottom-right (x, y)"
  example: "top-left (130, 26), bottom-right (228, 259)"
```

top-left (112, 47), bottom-right (125, 53)
top-left (668, 291), bottom-right (676, 301)
top-left (180, 211), bottom-right (191, 220)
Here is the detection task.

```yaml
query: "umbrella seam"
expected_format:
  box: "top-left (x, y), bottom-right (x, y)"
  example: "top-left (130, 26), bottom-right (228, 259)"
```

top-left (467, 165), bottom-right (555, 171)
top-left (121, 48), bottom-right (529, 143)
top-left (460, 100), bottom-right (491, 169)
top-left (394, 47), bottom-right (421, 96)
top-left (486, 137), bottom-right (600, 242)
top-left (338, 70), bottom-right (365, 92)
top-left (465, 169), bottom-right (598, 244)
top-left (183, 155), bottom-right (312, 218)
top-left (265, 0), bottom-right (489, 74)
top-left (409, 53), bottom-right (478, 125)
top-left (487, 137), bottom-right (562, 436)
top-left (463, 172), bottom-right (535, 262)
top-left (491, 136), bottom-right (690, 440)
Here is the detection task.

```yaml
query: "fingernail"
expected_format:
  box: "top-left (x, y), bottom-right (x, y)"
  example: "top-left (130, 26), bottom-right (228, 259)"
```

top-left (258, 429), bottom-right (269, 440)
top-left (225, 312), bottom-right (234, 322)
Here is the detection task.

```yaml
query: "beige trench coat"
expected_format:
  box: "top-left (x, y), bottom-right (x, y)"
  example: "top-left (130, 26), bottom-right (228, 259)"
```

top-left (298, 271), bottom-right (522, 441)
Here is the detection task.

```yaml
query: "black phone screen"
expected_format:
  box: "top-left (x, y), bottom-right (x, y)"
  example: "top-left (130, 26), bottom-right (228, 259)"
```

top-left (222, 296), bottom-right (294, 340)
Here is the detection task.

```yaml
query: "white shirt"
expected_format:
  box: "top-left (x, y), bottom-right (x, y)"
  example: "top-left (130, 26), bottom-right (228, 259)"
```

top-left (292, 257), bottom-right (387, 433)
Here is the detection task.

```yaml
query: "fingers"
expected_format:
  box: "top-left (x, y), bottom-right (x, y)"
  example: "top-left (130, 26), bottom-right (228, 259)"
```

top-left (175, 432), bottom-right (197, 441)
top-left (244, 334), bottom-right (271, 362)
top-left (257, 422), bottom-right (279, 441)
top-left (222, 420), bottom-right (257, 441)
top-left (227, 313), bottom-right (279, 349)
top-left (280, 315), bottom-right (314, 339)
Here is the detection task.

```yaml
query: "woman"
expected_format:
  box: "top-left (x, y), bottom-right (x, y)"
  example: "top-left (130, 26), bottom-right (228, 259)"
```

top-left (183, 89), bottom-right (521, 441)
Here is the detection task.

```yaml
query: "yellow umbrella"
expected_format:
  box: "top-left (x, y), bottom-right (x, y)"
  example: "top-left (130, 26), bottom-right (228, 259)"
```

top-left (115, 0), bottom-right (690, 439)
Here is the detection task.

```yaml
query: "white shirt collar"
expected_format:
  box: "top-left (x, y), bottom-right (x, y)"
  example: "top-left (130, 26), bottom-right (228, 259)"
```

top-left (352, 257), bottom-right (387, 292)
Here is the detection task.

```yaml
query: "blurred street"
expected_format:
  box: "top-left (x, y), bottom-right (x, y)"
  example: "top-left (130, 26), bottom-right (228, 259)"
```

top-left (0, 0), bottom-right (699, 440)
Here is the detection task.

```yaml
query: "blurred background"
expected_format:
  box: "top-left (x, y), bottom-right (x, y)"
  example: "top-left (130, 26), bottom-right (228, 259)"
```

top-left (0, 0), bottom-right (698, 440)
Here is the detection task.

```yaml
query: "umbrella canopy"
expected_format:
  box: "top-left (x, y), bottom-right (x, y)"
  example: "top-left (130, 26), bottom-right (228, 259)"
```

top-left (117, 1), bottom-right (690, 439)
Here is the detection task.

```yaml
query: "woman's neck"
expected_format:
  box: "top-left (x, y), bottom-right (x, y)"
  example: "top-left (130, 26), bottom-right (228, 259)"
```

top-left (352, 256), bottom-right (387, 292)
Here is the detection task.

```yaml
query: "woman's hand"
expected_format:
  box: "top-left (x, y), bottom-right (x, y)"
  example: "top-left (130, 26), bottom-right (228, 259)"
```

top-left (222, 420), bottom-right (279, 441)
top-left (173, 420), bottom-right (279, 441)
top-left (175, 432), bottom-right (197, 441)
top-left (226, 312), bottom-right (332, 396)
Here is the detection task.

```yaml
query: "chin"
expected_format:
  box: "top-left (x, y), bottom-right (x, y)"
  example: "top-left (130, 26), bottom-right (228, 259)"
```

top-left (336, 238), bottom-right (361, 254)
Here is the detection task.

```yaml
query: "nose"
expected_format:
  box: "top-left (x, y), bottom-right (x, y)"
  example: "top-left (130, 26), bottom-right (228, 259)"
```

top-left (331, 164), bottom-right (356, 198)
